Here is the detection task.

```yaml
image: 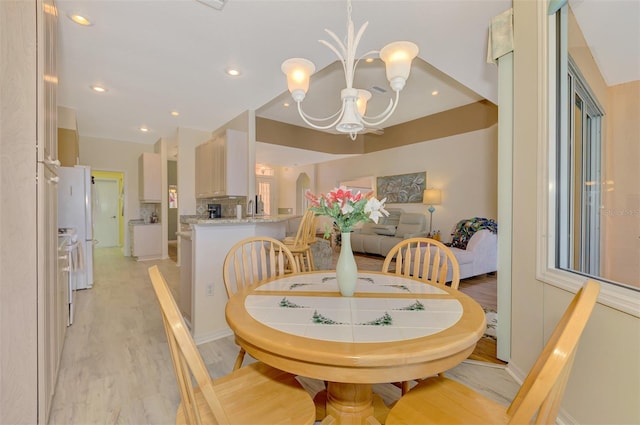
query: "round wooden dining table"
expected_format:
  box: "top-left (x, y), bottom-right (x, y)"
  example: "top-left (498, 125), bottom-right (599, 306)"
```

top-left (225, 271), bottom-right (486, 425)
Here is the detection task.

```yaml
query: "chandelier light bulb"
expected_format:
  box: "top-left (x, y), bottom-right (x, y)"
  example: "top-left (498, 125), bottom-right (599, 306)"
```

top-left (356, 90), bottom-right (372, 116)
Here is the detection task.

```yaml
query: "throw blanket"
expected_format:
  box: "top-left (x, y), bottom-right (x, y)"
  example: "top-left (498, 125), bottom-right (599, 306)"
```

top-left (450, 217), bottom-right (498, 250)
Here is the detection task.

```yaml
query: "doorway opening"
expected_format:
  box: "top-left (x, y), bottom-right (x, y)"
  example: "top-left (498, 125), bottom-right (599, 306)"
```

top-left (295, 173), bottom-right (311, 215)
top-left (168, 160), bottom-right (178, 262)
top-left (92, 170), bottom-right (124, 249)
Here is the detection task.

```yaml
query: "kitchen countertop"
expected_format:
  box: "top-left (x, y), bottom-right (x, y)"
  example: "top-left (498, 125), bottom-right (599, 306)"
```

top-left (180, 215), bottom-right (293, 225)
top-left (128, 220), bottom-right (161, 226)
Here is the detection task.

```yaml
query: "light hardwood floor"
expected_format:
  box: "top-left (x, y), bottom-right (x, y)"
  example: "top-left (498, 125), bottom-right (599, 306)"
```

top-left (48, 247), bottom-right (518, 424)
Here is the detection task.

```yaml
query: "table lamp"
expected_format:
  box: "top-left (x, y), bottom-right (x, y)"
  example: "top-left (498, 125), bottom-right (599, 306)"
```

top-left (423, 188), bottom-right (442, 235)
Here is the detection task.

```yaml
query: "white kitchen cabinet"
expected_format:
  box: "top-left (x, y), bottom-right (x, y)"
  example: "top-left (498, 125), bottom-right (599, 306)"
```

top-left (1, 1), bottom-right (63, 423)
top-left (195, 129), bottom-right (248, 198)
top-left (130, 223), bottom-right (162, 260)
top-left (138, 152), bottom-right (161, 202)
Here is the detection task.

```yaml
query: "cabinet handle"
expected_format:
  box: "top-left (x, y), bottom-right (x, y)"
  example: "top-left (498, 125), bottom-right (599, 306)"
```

top-left (44, 158), bottom-right (60, 167)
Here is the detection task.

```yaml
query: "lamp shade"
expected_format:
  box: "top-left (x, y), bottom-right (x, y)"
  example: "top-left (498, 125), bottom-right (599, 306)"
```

top-left (281, 58), bottom-right (316, 102)
top-left (423, 189), bottom-right (442, 205)
top-left (380, 41), bottom-right (419, 91)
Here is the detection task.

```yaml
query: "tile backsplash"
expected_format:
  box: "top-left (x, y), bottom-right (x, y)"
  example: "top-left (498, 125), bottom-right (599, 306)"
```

top-left (139, 203), bottom-right (159, 223)
top-left (195, 196), bottom-right (247, 218)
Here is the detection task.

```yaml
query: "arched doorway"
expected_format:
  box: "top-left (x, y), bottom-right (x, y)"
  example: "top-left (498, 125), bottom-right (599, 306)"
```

top-left (295, 172), bottom-right (311, 214)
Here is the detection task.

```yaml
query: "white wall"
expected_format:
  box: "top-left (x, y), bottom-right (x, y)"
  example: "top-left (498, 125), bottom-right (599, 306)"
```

top-left (278, 126), bottom-right (498, 241)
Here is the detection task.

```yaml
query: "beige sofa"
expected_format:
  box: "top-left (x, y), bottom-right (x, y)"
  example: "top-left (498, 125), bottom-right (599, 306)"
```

top-left (350, 209), bottom-right (428, 257)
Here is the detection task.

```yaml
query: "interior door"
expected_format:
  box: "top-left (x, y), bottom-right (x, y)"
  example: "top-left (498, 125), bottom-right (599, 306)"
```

top-left (94, 178), bottom-right (119, 247)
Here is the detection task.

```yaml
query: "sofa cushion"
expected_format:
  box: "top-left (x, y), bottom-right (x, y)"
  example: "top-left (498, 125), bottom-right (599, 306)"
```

top-left (394, 213), bottom-right (427, 238)
top-left (382, 208), bottom-right (402, 226)
top-left (371, 224), bottom-right (397, 236)
top-left (358, 223), bottom-right (377, 235)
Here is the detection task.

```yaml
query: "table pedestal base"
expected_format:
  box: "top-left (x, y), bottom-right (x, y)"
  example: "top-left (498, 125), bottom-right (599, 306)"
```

top-left (314, 382), bottom-right (390, 424)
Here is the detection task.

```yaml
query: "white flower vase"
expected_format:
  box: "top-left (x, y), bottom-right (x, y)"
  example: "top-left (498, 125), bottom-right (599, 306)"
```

top-left (336, 232), bottom-right (357, 296)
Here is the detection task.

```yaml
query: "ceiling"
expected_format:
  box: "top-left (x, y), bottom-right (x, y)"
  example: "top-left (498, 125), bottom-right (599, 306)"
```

top-left (55, 0), bottom-right (637, 167)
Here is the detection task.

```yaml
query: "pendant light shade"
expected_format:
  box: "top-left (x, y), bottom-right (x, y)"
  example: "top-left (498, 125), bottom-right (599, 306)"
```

top-left (281, 58), bottom-right (316, 102)
top-left (380, 41), bottom-right (419, 91)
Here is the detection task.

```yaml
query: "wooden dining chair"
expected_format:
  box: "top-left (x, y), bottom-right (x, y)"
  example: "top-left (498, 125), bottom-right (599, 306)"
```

top-left (384, 279), bottom-right (600, 425)
top-left (382, 237), bottom-right (461, 290)
top-left (382, 237), bottom-right (462, 394)
top-left (148, 265), bottom-right (316, 425)
top-left (222, 236), bottom-right (298, 370)
top-left (283, 208), bottom-right (317, 272)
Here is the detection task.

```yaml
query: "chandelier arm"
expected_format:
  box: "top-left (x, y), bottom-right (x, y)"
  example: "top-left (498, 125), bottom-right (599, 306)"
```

top-left (352, 22), bottom-right (369, 56)
top-left (299, 105), bottom-right (342, 123)
top-left (361, 91), bottom-right (401, 127)
top-left (346, 21), bottom-right (368, 86)
top-left (357, 49), bottom-right (379, 60)
top-left (362, 98), bottom-right (394, 121)
top-left (351, 49), bottom-right (378, 78)
top-left (323, 29), bottom-right (348, 61)
top-left (297, 101), bottom-right (346, 130)
top-left (319, 39), bottom-right (348, 77)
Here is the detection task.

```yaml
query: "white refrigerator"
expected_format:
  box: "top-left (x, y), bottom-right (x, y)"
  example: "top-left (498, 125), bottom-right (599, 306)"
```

top-left (58, 165), bottom-right (95, 290)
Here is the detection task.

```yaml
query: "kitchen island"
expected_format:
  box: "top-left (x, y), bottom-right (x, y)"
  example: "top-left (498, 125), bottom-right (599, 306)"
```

top-left (179, 215), bottom-right (292, 343)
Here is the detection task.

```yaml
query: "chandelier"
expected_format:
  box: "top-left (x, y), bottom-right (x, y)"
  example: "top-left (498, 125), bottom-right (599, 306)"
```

top-left (281, 0), bottom-right (418, 140)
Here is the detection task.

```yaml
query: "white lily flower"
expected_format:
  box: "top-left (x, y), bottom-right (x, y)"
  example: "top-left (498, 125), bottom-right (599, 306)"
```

top-left (341, 203), bottom-right (354, 215)
top-left (365, 197), bottom-right (389, 223)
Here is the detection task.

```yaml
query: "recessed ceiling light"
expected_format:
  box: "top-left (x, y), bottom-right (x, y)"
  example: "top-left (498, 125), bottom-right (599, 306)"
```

top-left (90, 85), bottom-right (107, 93)
top-left (69, 14), bottom-right (92, 26)
top-left (139, 126), bottom-right (149, 132)
top-left (226, 68), bottom-right (241, 77)
top-left (365, 58), bottom-right (374, 63)
top-left (431, 90), bottom-right (439, 96)
top-left (283, 102), bottom-right (290, 108)
top-left (170, 111), bottom-right (180, 116)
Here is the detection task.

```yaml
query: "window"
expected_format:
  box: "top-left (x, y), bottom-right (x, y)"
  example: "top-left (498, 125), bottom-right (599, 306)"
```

top-left (545, 4), bottom-right (639, 302)
top-left (556, 58), bottom-right (604, 278)
top-left (256, 164), bottom-right (276, 216)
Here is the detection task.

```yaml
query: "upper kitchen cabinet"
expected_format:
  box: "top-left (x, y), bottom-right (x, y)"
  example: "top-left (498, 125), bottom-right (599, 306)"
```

top-left (195, 129), bottom-right (248, 198)
top-left (39, 0), bottom-right (58, 166)
top-left (138, 152), bottom-right (161, 202)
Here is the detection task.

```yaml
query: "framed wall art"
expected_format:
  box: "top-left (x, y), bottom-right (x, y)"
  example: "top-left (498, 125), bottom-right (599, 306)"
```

top-left (376, 171), bottom-right (426, 203)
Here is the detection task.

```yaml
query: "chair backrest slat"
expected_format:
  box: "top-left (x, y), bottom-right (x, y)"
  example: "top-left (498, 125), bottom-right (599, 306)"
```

top-left (223, 236), bottom-right (299, 297)
top-left (382, 237), bottom-right (461, 290)
top-left (291, 209), bottom-right (315, 250)
top-left (507, 280), bottom-right (600, 424)
top-left (149, 265), bottom-right (229, 424)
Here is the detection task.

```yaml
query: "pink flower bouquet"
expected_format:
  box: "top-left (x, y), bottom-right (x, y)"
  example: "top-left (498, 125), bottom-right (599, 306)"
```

top-left (305, 186), bottom-right (389, 237)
